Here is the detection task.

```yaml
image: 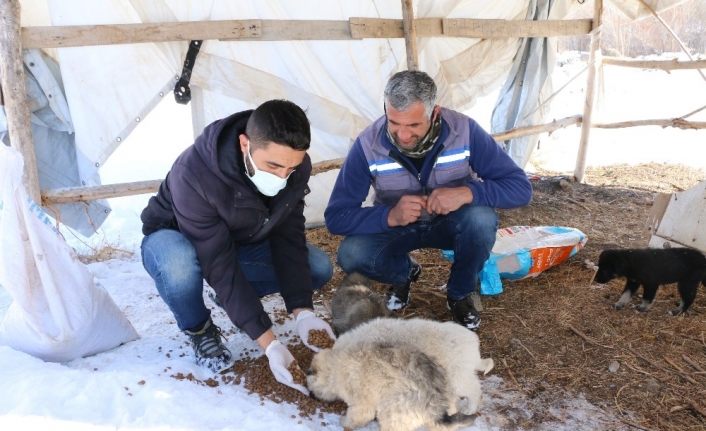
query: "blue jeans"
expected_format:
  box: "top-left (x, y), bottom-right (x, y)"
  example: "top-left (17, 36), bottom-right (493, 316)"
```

top-left (337, 205), bottom-right (497, 300)
top-left (141, 229), bottom-right (333, 331)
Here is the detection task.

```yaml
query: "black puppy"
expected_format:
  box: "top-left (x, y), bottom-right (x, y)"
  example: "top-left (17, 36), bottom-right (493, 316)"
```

top-left (595, 248), bottom-right (706, 315)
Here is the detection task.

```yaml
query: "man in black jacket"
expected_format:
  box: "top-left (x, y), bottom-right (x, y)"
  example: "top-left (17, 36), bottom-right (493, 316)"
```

top-left (140, 100), bottom-right (333, 394)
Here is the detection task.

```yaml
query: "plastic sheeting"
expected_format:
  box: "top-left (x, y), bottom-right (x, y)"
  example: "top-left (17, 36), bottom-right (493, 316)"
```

top-left (610, 0), bottom-right (687, 20)
top-left (492, 0), bottom-right (558, 168)
top-left (0, 145), bottom-right (138, 362)
top-left (1, 50), bottom-right (110, 236)
top-left (15, 0), bottom-right (687, 231)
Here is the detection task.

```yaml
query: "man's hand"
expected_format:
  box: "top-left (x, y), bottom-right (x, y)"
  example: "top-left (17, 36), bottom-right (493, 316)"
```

top-left (387, 195), bottom-right (428, 227)
top-left (427, 187), bottom-right (473, 215)
top-left (295, 309), bottom-right (336, 352)
top-left (264, 339), bottom-right (309, 395)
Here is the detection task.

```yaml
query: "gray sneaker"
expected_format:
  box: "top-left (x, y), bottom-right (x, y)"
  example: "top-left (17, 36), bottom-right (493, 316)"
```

top-left (385, 259), bottom-right (422, 311)
top-left (184, 318), bottom-right (234, 373)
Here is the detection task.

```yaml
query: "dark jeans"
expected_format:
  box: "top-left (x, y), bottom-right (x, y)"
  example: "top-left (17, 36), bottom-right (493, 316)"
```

top-left (141, 229), bottom-right (332, 331)
top-left (336, 205), bottom-right (497, 300)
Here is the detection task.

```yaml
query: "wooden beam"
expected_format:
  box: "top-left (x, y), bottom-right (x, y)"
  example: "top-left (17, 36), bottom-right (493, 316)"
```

top-left (243, 20), bottom-right (351, 41)
top-left (22, 20), bottom-right (262, 48)
top-left (42, 157), bottom-right (350, 203)
top-left (602, 56), bottom-right (706, 70)
top-left (593, 118), bottom-right (706, 130)
top-left (494, 115), bottom-right (582, 141)
top-left (22, 18), bottom-right (594, 49)
top-left (0, 0), bottom-right (41, 203)
top-left (443, 18), bottom-right (592, 38)
top-left (401, 0), bottom-right (419, 70)
top-left (349, 18), bottom-right (403, 39)
top-left (42, 180), bottom-right (162, 204)
top-left (574, 0), bottom-right (602, 183)
top-left (38, 112), bottom-right (706, 204)
top-left (311, 157), bottom-right (346, 176)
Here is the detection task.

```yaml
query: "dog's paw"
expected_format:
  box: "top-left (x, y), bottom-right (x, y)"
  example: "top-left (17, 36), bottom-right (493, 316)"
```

top-left (637, 303), bottom-right (652, 313)
top-left (668, 307), bottom-right (684, 316)
top-left (613, 302), bottom-right (625, 310)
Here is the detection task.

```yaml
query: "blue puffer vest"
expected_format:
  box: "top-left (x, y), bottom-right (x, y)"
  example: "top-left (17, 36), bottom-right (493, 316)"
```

top-left (358, 107), bottom-right (477, 207)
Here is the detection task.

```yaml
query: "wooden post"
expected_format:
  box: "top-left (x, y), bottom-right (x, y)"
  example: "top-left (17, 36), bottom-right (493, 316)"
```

top-left (573, 0), bottom-right (602, 183)
top-left (0, 0), bottom-right (41, 203)
top-left (400, 0), bottom-right (419, 70)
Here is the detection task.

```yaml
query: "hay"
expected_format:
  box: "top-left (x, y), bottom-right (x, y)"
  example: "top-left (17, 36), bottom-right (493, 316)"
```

top-left (207, 162), bottom-right (705, 429)
top-left (304, 162), bottom-right (706, 430)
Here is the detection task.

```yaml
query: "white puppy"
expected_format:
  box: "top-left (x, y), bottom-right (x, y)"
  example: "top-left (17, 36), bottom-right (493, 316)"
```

top-left (332, 317), bottom-right (493, 416)
top-left (308, 339), bottom-right (476, 431)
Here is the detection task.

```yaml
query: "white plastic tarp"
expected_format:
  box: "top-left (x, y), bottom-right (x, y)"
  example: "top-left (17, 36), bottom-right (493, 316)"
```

top-left (0, 145), bottom-right (139, 362)
top-left (15, 0), bottom-right (688, 230)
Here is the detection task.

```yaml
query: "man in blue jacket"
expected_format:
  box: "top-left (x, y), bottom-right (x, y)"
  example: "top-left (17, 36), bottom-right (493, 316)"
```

top-left (325, 71), bottom-right (532, 331)
top-left (141, 100), bottom-right (334, 394)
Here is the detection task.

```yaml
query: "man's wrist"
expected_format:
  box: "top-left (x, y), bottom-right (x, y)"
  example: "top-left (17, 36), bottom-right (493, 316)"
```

top-left (257, 329), bottom-right (276, 350)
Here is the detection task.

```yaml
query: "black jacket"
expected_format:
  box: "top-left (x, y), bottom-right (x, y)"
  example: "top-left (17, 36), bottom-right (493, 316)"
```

top-left (141, 110), bottom-right (313, 340)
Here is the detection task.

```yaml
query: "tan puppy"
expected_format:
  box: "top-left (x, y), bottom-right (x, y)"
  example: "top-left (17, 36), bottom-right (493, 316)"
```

top-left (331, 317), bottom-right (493, 416)
top-left (331, 272), bottom-right (389, 335)
top-left (307, 340), bottom-right (474, 431)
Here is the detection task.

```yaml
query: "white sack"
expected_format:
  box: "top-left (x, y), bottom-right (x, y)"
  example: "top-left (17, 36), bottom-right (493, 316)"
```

top-left (0, 145), bottom-right (138, 362)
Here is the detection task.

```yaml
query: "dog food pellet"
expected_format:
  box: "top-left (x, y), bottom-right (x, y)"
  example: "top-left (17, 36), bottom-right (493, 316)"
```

top-left (308, 329), bottom-right (334, 349)
top-left (288, 361), bottom-right (307, 386)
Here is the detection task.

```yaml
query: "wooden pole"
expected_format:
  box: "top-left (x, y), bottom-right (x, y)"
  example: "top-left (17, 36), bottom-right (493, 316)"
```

top-left (38, 112), bottom-right (706, 204)
top-left (593, 118), bottom-right (706, 130)
top-left (493, 115), bottom-right (582, 141)
top-left (573, 0), bottom-right (602, 183)
top-left (43, 180), bottom-right (163, 205)
top-left (0, 0), bottom-right (41, 202)
top-left (602, 57), bottom-right (706, 71)
top-left (400, 0), bottom-right (419, 70)
top-left (22, 18), bottom-right (594, 48)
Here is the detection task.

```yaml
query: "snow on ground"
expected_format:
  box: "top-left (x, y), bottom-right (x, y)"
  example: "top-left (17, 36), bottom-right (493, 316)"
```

top-left (0, 257), bottom-right (627, 431)
top-left (2, 51), bottom-right (705, 430)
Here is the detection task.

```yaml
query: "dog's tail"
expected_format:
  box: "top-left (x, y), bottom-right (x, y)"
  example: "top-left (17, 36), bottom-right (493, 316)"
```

top-left (475, 357), bottom-right (494, 375)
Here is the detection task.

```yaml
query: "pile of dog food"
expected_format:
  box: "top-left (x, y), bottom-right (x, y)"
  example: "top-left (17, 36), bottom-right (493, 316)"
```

top-left (307, 329), bottom-right (335, 349)
top-left (227, 342), bottom-right (346, 419)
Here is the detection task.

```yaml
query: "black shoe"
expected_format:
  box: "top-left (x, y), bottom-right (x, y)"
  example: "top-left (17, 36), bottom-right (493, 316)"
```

top-left (386, 259), bottom-right (422, 311)
top-left (447, 295), bottom-right (481, 331)
top-left (184, 318), bottom-right (234, 373)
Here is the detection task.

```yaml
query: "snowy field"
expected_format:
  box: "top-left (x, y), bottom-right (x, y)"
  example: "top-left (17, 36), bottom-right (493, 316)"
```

top-left (1, 52), bottom-right (705, 430)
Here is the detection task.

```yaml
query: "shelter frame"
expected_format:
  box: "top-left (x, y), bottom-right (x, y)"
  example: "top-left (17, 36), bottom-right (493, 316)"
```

top-left (1, 0), bottom-right (704, 207)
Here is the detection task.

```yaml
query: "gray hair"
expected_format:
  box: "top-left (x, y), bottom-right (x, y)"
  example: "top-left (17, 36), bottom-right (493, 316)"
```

top-left (383, 70), bottom-right (437, 116)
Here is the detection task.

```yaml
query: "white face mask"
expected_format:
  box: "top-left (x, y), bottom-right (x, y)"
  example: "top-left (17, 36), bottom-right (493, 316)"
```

top-left (243, 144), bottom-right (291, 197)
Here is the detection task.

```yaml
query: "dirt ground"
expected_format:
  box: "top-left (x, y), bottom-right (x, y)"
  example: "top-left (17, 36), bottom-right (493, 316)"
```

top-left (225, 162), bottom-right (706, 431)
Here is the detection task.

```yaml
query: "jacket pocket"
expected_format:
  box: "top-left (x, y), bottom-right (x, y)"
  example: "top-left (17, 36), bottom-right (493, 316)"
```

top-left (431, 161), bottom-right (472, 187)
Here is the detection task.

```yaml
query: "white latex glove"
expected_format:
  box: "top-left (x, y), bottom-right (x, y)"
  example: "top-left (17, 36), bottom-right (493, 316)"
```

top-left (264, 340), bottom-right (309, 396)
top-left (295, 309), bottom-right (337, 352)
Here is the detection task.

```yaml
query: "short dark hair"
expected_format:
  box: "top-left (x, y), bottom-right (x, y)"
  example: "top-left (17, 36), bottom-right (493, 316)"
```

top-left (245, 99), bottom-right (310, 150)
